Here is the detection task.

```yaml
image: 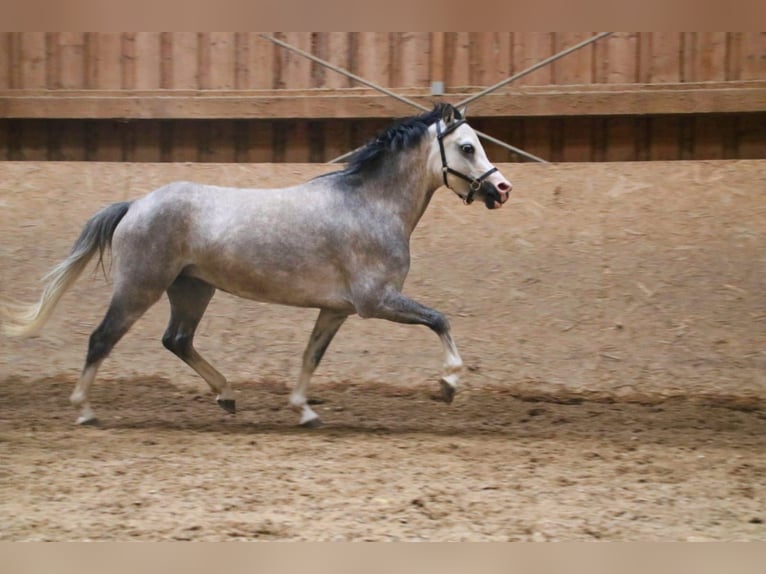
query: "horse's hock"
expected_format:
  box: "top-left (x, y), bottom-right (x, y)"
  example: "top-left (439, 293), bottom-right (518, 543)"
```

top-left (0, 160), bottom-right (763, 407)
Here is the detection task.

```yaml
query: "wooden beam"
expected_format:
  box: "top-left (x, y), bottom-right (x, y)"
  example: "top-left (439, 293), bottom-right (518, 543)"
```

top-left (1, 82), bottom-right (764, 119)
top-left (469, 82), bottom-right (766, 117)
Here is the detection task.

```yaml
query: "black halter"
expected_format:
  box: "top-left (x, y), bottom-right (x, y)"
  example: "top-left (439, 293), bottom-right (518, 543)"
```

top-left (436, 119), bottom-right (498, 205)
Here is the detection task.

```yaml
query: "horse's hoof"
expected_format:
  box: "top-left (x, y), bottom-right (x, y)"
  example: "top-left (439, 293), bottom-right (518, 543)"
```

top-left (439, 380), bottom-right (456, 404)
top-left (217, 398), bottom-right (236, 414)
top-left (76, 416), bottom-right (99, 426)
top-left (300, 417), bottom-right (324, 429)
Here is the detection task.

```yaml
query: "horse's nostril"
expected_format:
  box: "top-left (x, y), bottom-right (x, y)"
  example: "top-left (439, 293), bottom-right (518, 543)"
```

top-left (497, 181), bottom-right (512, 192)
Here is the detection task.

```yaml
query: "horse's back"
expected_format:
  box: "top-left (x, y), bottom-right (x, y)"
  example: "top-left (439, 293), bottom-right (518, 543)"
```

top-left (112, 179), bottom-right (359, 310)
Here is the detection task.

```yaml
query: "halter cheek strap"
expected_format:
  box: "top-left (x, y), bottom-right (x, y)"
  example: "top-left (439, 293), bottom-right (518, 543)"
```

top-left (436, 119), bottom-right (498, 205)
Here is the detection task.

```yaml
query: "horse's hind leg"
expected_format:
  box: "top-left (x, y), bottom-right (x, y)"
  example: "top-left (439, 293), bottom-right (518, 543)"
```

top-left (71, 289), bottom-right (161, 424)
top-left (290, 309), bottom-right (348, 427)
top-left (162, 276), bottom-right (235, 413)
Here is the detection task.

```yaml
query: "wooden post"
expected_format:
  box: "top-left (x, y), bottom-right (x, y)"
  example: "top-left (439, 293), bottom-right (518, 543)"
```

top-left (740, 32), bottom-right (766, 80)
top-left (133, 32), bottom-right (161, 89)
top-left (445, 32), bottom-right (470, 88)
top-left (430, 32), bottom-right (445, 95)
top-left (20, 32), bottom-right (47, 89)
top-left (58, 32), bottom-right (86, 89)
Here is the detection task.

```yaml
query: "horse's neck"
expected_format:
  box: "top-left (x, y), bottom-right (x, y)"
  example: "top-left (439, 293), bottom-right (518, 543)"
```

top-left (369, 144), bottom-right (439, 235)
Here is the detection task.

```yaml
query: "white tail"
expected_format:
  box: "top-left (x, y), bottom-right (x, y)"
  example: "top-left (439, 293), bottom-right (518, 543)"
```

top-left (2, 252), bottom-right (93, 337)
top-left (1, 201), bottom-right (132, 338)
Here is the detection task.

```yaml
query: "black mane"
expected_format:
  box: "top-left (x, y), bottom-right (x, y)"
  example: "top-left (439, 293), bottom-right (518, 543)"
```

top-left (343, 103), bottom-right (462, 176)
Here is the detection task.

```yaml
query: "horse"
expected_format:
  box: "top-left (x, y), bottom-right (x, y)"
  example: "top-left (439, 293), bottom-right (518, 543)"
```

top-left (1, 103), bottom-right (512, 427)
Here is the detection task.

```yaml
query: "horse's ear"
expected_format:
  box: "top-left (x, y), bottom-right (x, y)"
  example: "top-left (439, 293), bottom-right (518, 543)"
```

top-left (440, 104), bottom-right (456, 125)
top-left (457, 105), bottom-right (467, 119)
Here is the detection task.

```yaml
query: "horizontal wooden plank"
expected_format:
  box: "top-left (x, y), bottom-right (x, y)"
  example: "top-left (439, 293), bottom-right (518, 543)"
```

top-left (1, 82), bottom-right (765, 119)
top-left (469, 82), bottom-right (766, 117)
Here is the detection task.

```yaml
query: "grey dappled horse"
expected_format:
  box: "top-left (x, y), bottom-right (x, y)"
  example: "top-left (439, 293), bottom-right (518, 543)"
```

top-left (2, 104), bottom-right (512, 427)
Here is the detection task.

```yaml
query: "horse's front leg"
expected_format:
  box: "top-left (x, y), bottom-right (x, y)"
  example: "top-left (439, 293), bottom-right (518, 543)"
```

top-left (357, 287), bottom-right (463, 403)
top-left (436, 329), bottom-right (463, 403)
top-left (291, 309), bottom-right (349, 427)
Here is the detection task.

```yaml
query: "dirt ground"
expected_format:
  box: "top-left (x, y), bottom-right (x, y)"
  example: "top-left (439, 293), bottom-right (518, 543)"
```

top-left (0, 160), bottom-right (764, 541)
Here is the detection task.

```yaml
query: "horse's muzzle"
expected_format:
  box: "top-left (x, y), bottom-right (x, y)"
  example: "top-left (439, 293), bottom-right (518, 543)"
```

top-left (481, 180), bottom-right (512, 209)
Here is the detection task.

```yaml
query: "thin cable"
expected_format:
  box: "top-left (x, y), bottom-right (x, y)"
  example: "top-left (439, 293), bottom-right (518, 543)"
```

top-left (260, 33), bottom-right (612, 164)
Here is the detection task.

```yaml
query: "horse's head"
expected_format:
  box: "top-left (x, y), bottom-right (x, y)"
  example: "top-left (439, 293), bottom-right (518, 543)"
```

top-left (431, 104), bottom-right (512, 209)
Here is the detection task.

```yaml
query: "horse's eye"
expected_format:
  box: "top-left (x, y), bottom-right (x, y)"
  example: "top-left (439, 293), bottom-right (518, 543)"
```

top-left (461, 143), bottom-right (475, 155)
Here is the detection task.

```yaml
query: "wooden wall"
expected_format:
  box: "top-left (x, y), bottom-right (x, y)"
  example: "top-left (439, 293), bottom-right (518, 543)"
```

top-left (1, 33), bottom-right (764, 163)
top-left (2, 32), bottom-right (765, 90)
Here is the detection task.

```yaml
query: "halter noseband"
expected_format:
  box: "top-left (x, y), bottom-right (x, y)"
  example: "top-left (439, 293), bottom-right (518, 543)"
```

top-left (436, 119), bottom-right (498, 205)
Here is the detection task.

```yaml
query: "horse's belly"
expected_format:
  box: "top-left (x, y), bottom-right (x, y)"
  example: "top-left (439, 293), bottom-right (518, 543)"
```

top-left (184, 264), bottom-right (354, 312)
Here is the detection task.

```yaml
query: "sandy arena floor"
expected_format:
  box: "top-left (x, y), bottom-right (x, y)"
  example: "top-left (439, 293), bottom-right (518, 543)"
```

top-left (0, 160), bottom-right (764, 540)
